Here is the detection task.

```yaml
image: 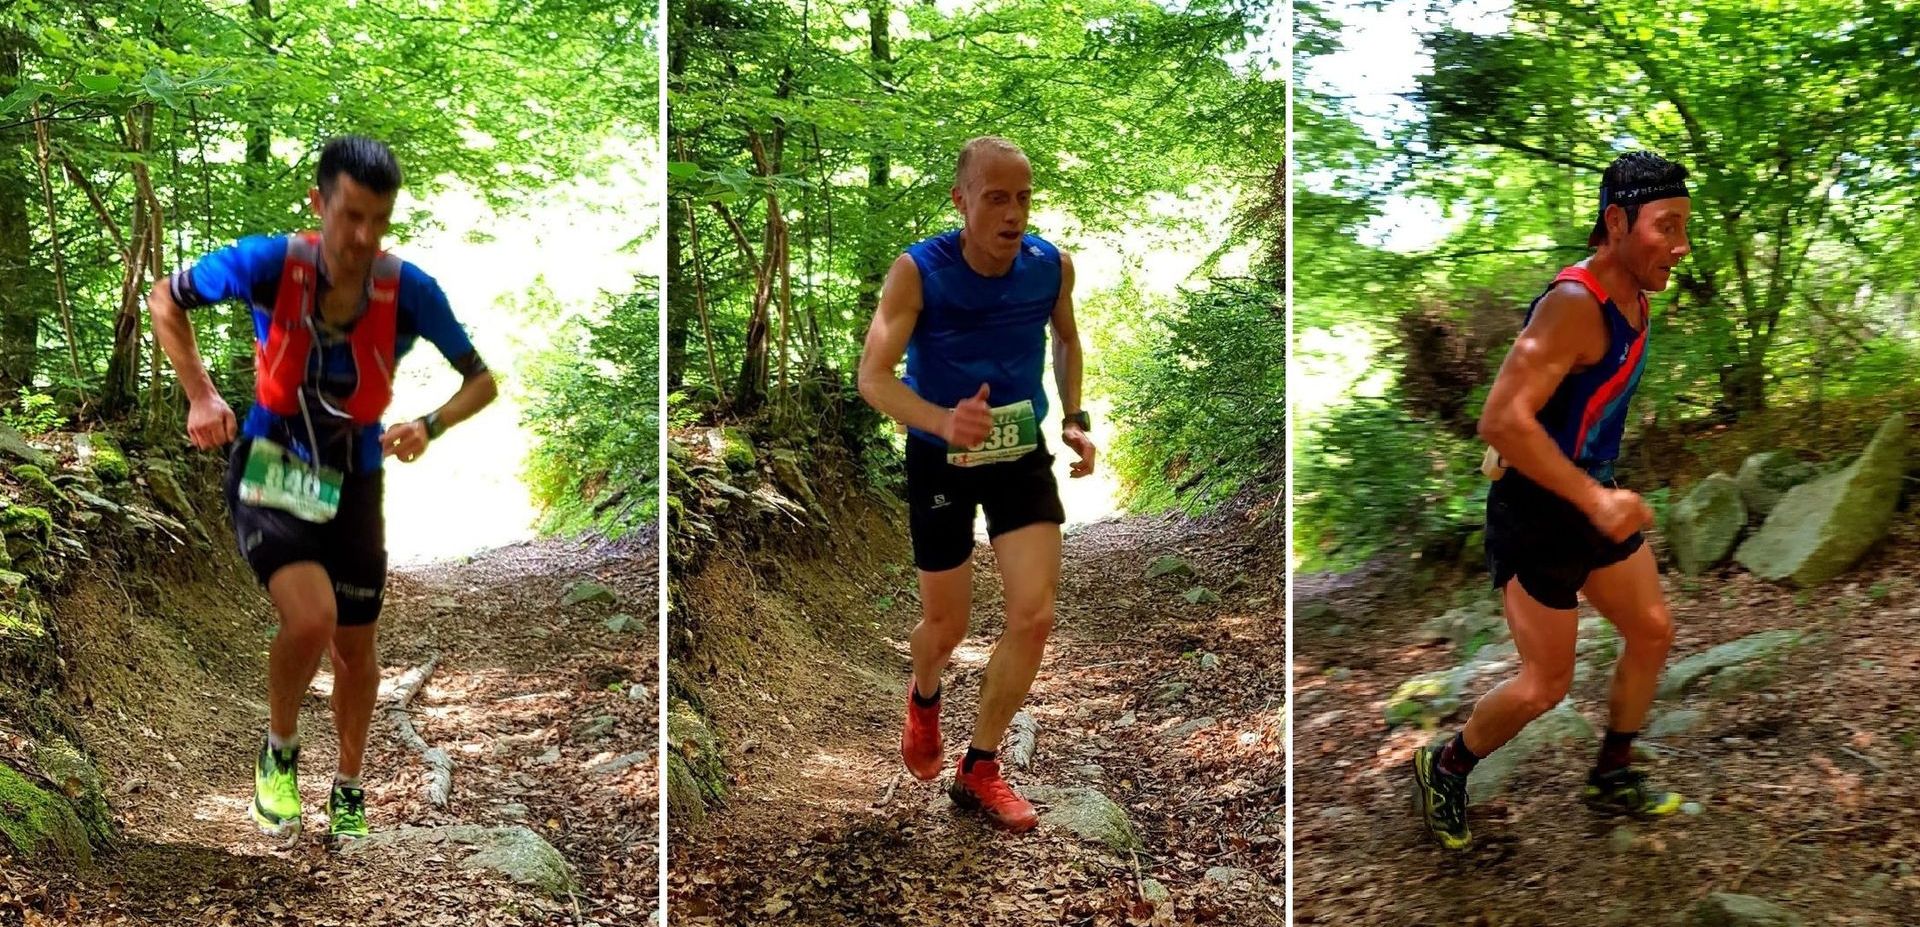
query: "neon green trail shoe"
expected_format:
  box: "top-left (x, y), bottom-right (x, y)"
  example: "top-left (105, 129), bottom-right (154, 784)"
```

top-left (1412, 744), bottom-right (1472, 850)
top-left (1584, 767), bottom-right (1683, 817)
top-left (252, 739), bottom-right (302, 844)
top-left (328, 783), bottom-right (369, 844)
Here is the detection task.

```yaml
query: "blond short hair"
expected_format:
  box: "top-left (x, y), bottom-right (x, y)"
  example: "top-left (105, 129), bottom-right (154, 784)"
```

top-left (954, 136), bottom-right (1028, 189)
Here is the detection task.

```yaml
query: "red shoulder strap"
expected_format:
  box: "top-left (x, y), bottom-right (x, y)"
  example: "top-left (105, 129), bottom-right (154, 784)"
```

top-left (1553, 265), bottom-right (1610, 306)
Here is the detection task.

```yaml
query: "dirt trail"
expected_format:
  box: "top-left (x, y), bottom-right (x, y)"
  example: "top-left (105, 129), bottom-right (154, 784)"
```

top-left (672, 510), bottom-right (1282, 926)
top-left (3, 536), bottom-right (657, 927)
top-left (1293, 528), bottom-right (1920, 926)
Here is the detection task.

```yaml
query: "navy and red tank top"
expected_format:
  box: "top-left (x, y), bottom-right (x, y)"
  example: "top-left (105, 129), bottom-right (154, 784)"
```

top-left (1526, 264), bottom-right (1649, 478)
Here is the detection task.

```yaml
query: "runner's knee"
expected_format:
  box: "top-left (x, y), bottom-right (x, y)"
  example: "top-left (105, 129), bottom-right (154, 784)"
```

top-left (1514, 667), bottom-right (1572, 716)
top-left (1623, 605), bottom-right (1674, 658)
top-left (1003, 602), bottom-right (1054, 640)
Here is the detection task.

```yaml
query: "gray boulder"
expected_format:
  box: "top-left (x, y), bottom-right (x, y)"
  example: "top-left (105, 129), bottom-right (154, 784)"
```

top-left (1690, 893), bottom-right (1802, 927)
top-left (1659, 629), bottom-right (1800, 700)
top-left (1467, 702), bottom-right (1593, 802)
top-left (1668, 473), bottom-right (1746, 574)
top-left (344, 824), bottom-right (574, 896)
top-left (1736, 413), bottom-right (1907, 586)
top-left (1022, 786), bottom-right (1141, 853)
top-left (1735, 451), bottom-right (1818, 519)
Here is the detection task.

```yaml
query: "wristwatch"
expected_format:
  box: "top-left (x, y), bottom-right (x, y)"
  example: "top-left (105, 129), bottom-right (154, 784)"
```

top-left (421, 410), bottom-right (446, 441)
top-left (1064, 410), bottom-right (1092, 433)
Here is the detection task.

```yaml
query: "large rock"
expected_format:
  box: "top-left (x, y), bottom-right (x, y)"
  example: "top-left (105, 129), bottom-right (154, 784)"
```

top-left (0, 425), bottom-right (49, 468)
top-left (561, 581), bottom-right (616, 606)
top-left (74, 433), bottom-right (129, 483)
top-left (1735, 451), bottom-right (1818, 519)
top-left (1736, 413), bottom-right (1907, 586)
top-left (1467, 702), bottom-right (1593, 802)
top-left (1419, 601), bottom-right (1508, 657)
top-left (666, 698), bottom-right (727, 827)
top-left (0, 761), bottom-right (93, 867)
top-left (1383, 646), bottom-right (1516, 729)
top-left (1022, 786), bottom-right (1141, 853)
top-left (1668, 473), bottom-right (1747, 574)
top-left (716, 426), bottom-right (755, 473)
top-left (1690, 893), bottom-right (1802, 927)
top-left (767, 450), bottom-right (824, 520)
top-left (142, 460), bottom-right (203, 538)
top-left (31, 738), bottom-right (113, 847)
top-left (1658, 629), bottom-right (1800, 700)
top-left (343, 824), bottom-right (574, 896)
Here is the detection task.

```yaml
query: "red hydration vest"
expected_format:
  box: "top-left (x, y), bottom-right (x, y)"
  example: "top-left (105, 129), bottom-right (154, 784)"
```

top-left (255, 232), bottom-right (399, 425)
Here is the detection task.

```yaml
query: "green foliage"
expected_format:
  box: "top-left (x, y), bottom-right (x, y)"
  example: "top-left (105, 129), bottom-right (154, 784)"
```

top-left (520, 284), bottom-right (660, 540)
top-left (4, 0), bottom-right (653, 419)
top-left (669, 0), bottom-right (1281, 508)
top-left (1098, 279), bottom-right (1283, 511)
top-left (1295, 393), bottom-right (1485, 572)
top-left (1294, 0), bottom-right (1920, 566)
top-left (3, 394), bottom-right (65, 436)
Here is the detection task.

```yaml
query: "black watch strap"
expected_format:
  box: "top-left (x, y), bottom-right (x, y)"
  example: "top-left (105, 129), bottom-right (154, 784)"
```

top-left (1065, 410), bottom-right (1091, 432)
top-left (422, 411), bottom-right (446, 440)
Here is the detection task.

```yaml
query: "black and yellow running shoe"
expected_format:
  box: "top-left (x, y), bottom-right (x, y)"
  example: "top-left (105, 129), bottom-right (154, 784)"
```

top-left (252, 739), bottom-right (302, 846)
top-left (1412, 744), bottom-right (1472, 850)
top-left (1583, 767), bottom-right (1683, 817)
top-left (327, 782), bottom-right (369, 844)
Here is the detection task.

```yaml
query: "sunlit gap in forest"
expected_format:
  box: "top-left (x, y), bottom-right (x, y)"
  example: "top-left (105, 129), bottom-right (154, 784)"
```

top-left (1015, 191), bottom-right (1247, 529)
top-left (384, 137), bottom-right (658, 564)
top-left (1291, 0), bottom-right (1510, 569)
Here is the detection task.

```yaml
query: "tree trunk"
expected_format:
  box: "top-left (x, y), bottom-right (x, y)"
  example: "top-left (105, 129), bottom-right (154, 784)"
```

top-left (665, 29), bottom-right (690, 393)
top-left (237, 0), bottom-right (273, 380)
top-left (861, 0), bottom-right (893, 318)
top-left (0, 30), bottom-right (39, 401)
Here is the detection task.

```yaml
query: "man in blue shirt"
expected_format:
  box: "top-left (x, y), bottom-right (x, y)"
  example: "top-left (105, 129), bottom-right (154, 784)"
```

top-left (858, 136), bottom-right (1097, 831)
top-left (149, 136), bottom-right (497, 846)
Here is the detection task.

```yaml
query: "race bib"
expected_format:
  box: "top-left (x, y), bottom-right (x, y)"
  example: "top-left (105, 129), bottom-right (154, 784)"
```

top-left (947, 400), bottom-right (1038, 468)
top-left (238, 438), bottom-right (342, 523)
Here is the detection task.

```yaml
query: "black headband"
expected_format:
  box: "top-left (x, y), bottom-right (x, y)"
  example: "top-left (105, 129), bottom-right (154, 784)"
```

top-left (1600, 180), bottom-right (1689, 214)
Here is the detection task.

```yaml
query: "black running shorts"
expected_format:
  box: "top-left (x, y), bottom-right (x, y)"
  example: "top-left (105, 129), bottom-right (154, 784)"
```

top-left (223, 438), bottom-right (388, 626)
top-left (904, 434), bottom-right (1066, 573)
top-left (1485, 469), bottom-right (1643, 611)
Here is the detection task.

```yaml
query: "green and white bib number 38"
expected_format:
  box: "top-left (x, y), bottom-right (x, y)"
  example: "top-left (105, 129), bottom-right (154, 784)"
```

top-left (948, 400), bottom-right (1038, 468)
top-left (238, 438), bottom-right (343, 523)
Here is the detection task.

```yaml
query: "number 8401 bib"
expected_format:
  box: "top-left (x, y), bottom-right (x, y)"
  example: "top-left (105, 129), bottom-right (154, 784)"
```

top-left (947, 400), bottom-right (1038, 468)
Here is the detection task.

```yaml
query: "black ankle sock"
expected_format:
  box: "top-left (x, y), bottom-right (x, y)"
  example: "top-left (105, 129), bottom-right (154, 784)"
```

top-left (962, 746), bottom-right (997, 772)
top-left (1596, 729), bottom-right (1638, 774)
top-left (911, 682), bottom-right (941, 707)
top-left (1437, 732), bottom-right (1479, 777)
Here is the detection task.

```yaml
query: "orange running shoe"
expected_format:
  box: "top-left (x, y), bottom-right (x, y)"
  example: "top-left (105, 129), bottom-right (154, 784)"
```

top-left (949, 756), bottom-right (1038, 832)
top-left (901, 683), bottom-right (944, 781)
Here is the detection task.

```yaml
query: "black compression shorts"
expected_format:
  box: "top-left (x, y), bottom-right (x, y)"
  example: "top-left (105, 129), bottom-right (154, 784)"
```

top-left (1485, 469), bottom-right (1643, 610)
top-left (904, 434), bottom-right (1066, 573)
top-left (223, 438), bottom-right (388, 626)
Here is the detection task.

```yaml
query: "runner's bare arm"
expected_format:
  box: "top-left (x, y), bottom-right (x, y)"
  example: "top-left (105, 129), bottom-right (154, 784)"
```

top-left (858, 254), bottom-right (968, 441)
top-left (382, 362), bottom-right (496, 461)
top-left (1478, 284), bottom-right (1612, 512)
top-left (426, 365), bottom-right (498, 432)
top-left (147, 281), bottom-right (217, 404)
top-left (147, 280), bottom-right (237, 449)
top-left (1049, 251), bottom-right (1083, 417)
top-left (1050, 251), bottom-right (1095, 477)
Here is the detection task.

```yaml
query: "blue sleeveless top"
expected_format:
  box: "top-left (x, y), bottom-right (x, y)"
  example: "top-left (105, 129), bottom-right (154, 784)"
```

top-left (902, 230), bottom-right (1062, 448)
top-left (1525, 264), bottom-right (1650, 480)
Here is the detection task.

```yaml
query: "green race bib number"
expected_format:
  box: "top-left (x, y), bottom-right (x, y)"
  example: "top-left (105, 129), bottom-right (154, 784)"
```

top-left (238, 438), bottom-right (342, 523)
top-left (947, 400), bottom-right (1038, 468)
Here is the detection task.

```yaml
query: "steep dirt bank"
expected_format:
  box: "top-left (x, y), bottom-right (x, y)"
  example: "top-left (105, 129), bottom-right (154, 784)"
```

top-left (0, 427), bottom-right (657, 926)
top-left (668, 421), bottom-right (1283, 925)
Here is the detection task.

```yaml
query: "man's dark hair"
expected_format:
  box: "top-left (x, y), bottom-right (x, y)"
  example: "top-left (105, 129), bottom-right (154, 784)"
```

top-left (1588, 151), bottom-right (1688, 247)
top-left (316, 135), bottom-right (402, 198)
